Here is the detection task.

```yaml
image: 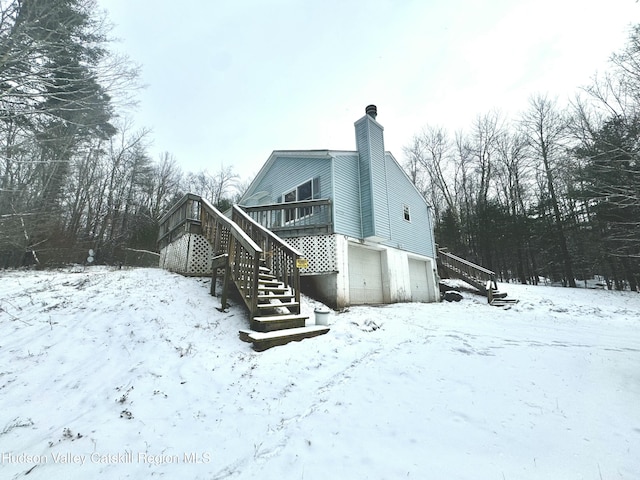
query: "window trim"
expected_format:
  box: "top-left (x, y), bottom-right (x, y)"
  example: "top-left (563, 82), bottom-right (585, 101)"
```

top-left (403, 204), bottom-right (411, 222)
top-left (282, 178), bottom-right (314, 224)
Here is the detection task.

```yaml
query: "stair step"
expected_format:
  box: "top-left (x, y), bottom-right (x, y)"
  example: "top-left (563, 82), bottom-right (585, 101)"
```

top-left (256, 301), bottom-right (299, 309)
top-left (259, 273), bottom-right (277, 281)
top-left (257, 294), bottom-right (295, 301)
top-left (251, 314), bottom-right (307, 332)
top-left (258, 286), bottom-right (289, 293)
top-left (490, 298), bottom-right (519, 307)
top-left (258, 279), bottom-right (282, 287)
top-left (239, 325), bottom-right (330, 351)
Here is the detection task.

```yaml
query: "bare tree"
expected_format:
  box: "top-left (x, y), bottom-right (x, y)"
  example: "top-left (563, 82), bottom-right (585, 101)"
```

top-left (521, 94), bottom-right (576, 287)
top-left (401, 135), bottom-right (430, 198)
top-left (495, 130), bottom-right (535, 283)
top-left (402, 130), bottom-right (452, 219)
top-left (185, 165), bottom-right (239, 209)
top-left (0, 0), bottom-right (141, 265)
top-left (421, 126), bottom-right (456, 214)
top-left (145, 152), bottom-right (183, 220)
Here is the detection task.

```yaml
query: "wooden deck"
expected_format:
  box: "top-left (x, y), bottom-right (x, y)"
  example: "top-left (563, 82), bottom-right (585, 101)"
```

top-left (158, 193), bottom-right (331, 351)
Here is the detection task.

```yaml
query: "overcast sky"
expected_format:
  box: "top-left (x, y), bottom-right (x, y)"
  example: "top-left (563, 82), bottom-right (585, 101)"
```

top-left (100, 0), bottom-right (640, 182)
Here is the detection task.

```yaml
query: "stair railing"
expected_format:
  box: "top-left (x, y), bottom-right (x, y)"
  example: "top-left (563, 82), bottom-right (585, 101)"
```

top-left (158, 194), bottom-right (303, 318)
top-left (438, 249), bottom-right (497, 293)
top-left (198, 198), bottom-right (263, 318)
top-left (232, 205), bottom-right (303, 315)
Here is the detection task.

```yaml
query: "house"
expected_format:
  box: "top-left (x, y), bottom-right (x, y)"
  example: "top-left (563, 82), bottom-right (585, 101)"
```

top-left (238, 105), bottom-right (440, 308)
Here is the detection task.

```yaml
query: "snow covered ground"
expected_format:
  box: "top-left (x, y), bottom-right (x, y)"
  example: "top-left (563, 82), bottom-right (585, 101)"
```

top-left (0, 266), bottom-right (638, 480)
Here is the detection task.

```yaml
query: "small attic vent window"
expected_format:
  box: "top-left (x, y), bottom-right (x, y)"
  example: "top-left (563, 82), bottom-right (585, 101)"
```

top-left (403, 204), bottom-right (411, 222)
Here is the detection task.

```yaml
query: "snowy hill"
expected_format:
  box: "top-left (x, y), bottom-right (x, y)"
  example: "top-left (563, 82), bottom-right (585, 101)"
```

top-left (1, 267), bottom-right (639, 479)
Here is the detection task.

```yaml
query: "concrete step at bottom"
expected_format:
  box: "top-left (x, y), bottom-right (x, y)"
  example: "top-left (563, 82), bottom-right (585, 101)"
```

top-left (239, 325), bottom-right (330, 351)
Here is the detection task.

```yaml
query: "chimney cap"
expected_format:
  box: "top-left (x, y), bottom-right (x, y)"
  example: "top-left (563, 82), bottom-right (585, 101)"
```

top-left (365, 104), bottom-right (377, 119)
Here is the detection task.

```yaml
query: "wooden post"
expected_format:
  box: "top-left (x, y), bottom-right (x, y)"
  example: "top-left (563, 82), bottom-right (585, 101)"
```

top-left (221, 240), bottom-right (235, 311)
top-left (293, 254), bottom-right (301, 315)
top-left (250, 254), bottom-right (261, 319)
top-left (210, 254), bottom-right (229, 296)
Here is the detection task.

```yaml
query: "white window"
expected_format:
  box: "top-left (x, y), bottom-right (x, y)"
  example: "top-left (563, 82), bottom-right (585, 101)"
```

top-left (283, 179), bottom-right (313, 223)
top-left (403, 204), bottom-right (411, 222)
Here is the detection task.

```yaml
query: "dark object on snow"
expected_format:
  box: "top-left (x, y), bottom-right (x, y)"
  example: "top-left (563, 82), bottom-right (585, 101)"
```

top-left (443, 290), bottom-right (463, 302)
top-left (439, 281), bottom-right (460, 294)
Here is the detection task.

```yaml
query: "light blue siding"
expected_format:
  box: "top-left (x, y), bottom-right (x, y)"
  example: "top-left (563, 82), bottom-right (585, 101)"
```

top-left (354, 119), bottom-right (373, 237)
top-left (355, 115), bottom-right (391, 240)
top-left (243, 154), bottom-right (332, 205)
top-left (332, 153), bottom-right (361, 238)
top-left (380, 153), bottom-right (435, 258)
top-left (239, 119), bottom-right (436, 262)
top-left (368, 121), bottom-right (391, 239)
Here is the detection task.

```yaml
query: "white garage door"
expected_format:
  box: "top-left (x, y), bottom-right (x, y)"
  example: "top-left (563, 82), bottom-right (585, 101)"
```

top-left (409, 258), bottom-right (431, 302)
top-left (348, 245), bottom-right (384, 304)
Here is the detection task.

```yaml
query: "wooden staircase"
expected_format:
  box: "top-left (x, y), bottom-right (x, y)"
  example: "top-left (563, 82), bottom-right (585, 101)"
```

top-left (182, 195), bottom-right (329, 351)
top-left (160, 195), bottom-right (330, 351)
top-left (437, 248), bottom-right (518, 307)
top-left (238, 264), bottom-right (329, 351)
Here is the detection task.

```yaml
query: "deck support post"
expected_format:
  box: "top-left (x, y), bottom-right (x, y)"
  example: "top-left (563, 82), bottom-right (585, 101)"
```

top-left (210, 253), bottom-right (229, 297)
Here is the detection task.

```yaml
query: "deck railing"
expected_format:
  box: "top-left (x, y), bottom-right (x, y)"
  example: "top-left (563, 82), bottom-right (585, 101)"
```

top-left (158, 194), bottom-right (263, 318)
top-left (240, 199), bottom-right (332, 237)
top-left (157, 194), bottom-right (304, 319)
top-left (438, 249), bottom-right (497, 293)
top-left (157, 193), bottom-right (202, 250)
top-left (232, 205), bottom-right (302, 315)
